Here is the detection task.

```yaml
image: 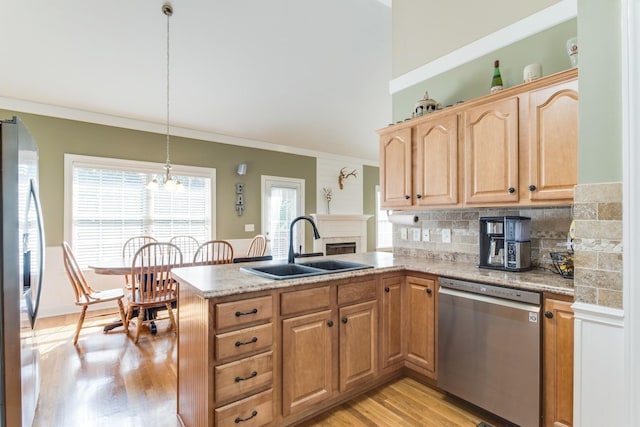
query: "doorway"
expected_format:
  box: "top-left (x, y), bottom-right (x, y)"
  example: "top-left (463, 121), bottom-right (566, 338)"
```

top-left (261, 176), bottom-right (305, 260)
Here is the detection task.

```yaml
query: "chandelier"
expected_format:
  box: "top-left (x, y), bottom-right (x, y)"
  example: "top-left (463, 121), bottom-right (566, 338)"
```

top-left (147, 2), bottom-right (184, 193)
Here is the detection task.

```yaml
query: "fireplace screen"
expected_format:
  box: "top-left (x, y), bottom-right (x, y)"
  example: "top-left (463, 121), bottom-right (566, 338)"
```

top-left (325, 242), bottom-right (356, 255)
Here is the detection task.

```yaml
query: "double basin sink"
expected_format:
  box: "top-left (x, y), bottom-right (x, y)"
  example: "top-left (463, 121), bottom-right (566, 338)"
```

top-left (240, 259), bottom-right (373, 280)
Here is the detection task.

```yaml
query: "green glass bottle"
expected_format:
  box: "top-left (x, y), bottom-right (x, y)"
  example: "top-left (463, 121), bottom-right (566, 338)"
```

top-left (490, 60), bottom-right (503, 93)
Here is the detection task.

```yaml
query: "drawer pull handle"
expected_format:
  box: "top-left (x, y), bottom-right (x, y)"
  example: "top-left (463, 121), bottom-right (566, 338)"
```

top-left (235, 337), bottom-right (258, 347)
top-left (235, 371), bottom-right (258, 382)
top-left (235, 308), bottom-right (258, 317)
top-left (235, 410), bottom-right (258, 423)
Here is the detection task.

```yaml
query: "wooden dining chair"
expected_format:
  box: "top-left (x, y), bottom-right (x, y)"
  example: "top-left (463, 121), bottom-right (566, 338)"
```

top-left (122, 236), bottom-right (157, 286)
top-left (61, 241), bottom-right (127, 345)
top-left (125, 242), bottom-right (183, 343)
top-left (169, 235), bottom-right (199, 263)
top-left (247, 234), bottom-right (267, 257)
top-left (193, 240), bottom-right (234, 265)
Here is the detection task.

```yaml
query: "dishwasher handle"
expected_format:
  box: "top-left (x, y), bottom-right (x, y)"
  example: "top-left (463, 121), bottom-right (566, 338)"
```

top-left (439, 286), bottom-right (541, 313)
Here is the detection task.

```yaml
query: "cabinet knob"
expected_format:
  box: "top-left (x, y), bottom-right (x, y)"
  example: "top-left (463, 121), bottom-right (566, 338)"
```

top-left (544, 311), bottom-right (554, 319)
top-left (508, 187), bottom-right (516, 194)
top-left (384, 287), bottom-right (390, 293)
top-left (342, 317), bottom-right (348, 324)
top-left (416, 194), bottom-right (422, 199)
top-left (426, 288), bottom-right (432, 295)
top-left (327, 320), bottom-right (334, 327)
top-left (529, 184), bottom-right (537, 192)
top-left (404, 195), bottom-right (410, 200)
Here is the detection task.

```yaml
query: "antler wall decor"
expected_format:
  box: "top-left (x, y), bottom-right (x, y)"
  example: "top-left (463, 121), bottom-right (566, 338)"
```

top-left (338, 167), bottom-right (357, 189)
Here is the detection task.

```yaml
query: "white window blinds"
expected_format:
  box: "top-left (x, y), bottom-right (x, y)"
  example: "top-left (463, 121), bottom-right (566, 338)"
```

top-left (66, 155), bottom-right (214, 267)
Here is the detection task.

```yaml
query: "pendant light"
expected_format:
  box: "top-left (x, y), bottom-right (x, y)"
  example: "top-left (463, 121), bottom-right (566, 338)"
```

top-left (147, 2), bottom-right (184, 192)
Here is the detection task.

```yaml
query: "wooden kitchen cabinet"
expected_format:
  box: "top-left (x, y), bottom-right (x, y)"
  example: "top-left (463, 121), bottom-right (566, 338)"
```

top-left (380, 275), bottom-right (404, 371)
top-left (281, 309), bottom-right (334, 417)
top-left (414, 112), bottom-right (459, 207)
top-left (463, 96), bottom-right (520, 205)
top-left (404, 275), bottom-right (437, 379)
top-left (378, 68), bottom-right (578, 209)
top-left (543, 295), bottom-right (574, 427)
top-left (525, 79), bottom-right (578, 203)
top-left (339, 300), bottom-right (378, 391)
top-left (379, 126), bottom-right (412, 208)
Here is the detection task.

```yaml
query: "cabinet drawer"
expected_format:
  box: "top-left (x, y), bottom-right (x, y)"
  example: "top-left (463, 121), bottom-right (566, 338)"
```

top-left (215, 351), bottom-right (273, 403)
top-left (216, 323), bottom-right (273, 361)
top-left (216, 296), bottom-right (273, 331)
top-left (215, 389), bottom-right (273, 427)
top-left (338, 279), bottom-right (377, 305)
top-left (280, 286), bottom-right (331, 316)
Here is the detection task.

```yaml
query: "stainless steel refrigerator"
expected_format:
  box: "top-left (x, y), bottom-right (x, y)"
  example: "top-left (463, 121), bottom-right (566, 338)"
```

top-left (1, 116), bottom-right (44, 427)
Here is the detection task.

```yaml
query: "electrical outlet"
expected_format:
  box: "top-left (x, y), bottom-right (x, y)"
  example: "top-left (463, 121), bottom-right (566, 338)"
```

top-left (411, 228), bottom-right (421, 241)
top-left (442, 228), bottom-right (451, 243)
top-left (245, 224), bottom-right (255, 232)
top-left (422, 228), bottom-right (430, 242)
top-left (400, 227), bottom-right (408, 240)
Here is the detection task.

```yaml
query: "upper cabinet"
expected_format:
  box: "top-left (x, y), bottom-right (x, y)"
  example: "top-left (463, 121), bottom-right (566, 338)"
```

top-left (379, 127), bottom-right (412, 208)
top-left (378, 68), bottom-right (578, 210)
top-left (463, 97), bottom-right (519, 205)
top-left (525, 79), bottom-right (579, 202)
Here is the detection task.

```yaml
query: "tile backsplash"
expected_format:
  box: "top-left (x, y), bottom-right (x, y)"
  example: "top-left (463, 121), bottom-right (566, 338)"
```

top-left (392, 206), bottom-right (574, 271)
top-left (572, 182), bottom-right (623, 309)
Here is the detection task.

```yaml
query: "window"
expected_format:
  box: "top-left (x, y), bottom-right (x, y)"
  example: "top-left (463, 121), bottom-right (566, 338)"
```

top-left (376, 185), bottom-right (392, 250)
top-left (64, 154), bottom-right (216, 267)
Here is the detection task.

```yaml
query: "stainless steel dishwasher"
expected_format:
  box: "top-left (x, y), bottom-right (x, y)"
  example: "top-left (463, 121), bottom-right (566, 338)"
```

top-left (438, 277), bottom-right (541, 427)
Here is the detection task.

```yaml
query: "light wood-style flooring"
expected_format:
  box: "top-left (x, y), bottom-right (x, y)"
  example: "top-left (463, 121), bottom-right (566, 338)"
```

top-left (33, 311), bottom-right (508, 427)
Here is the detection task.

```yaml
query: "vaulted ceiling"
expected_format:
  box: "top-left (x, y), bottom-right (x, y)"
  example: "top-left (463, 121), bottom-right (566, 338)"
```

top-left (1, 1), bottom-right (392, 164)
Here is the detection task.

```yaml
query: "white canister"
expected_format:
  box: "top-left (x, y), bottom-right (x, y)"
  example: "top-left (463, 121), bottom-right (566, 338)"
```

top-left (523, 63), bottom-right (542, 83)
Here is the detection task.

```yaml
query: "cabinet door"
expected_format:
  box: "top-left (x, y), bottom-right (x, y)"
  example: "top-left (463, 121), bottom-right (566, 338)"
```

top-left (380, 276), bottom-right (404, 370)
top-left (415, 113), bottom-right (459, 207)
top-left (543, 298), bottom-right (574, 427)
top-left (339, 301), bottom-right (378, 391)
top-left (282, 310), bottom-right (334, 417)
top-left (463, 97), bottom-right (519, 205)
top-left (527, 80), bottom-right (578, 202)
top-left (379, 127), bottom-right (412, 208)
top-left (404, 276), bottom-right (436, 378)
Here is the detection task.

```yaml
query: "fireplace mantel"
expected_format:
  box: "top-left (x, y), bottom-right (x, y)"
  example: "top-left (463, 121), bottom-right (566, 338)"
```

top-left (310, 214), bottom-right (372, 253)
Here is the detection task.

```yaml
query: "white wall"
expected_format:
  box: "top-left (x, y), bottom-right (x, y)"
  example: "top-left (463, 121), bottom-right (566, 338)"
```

top-left (315, 158), bottom-right (363, 215)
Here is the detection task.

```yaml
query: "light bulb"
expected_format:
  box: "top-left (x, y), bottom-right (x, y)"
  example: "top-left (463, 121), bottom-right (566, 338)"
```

top-left (146, 177), bottom-right (159, 191)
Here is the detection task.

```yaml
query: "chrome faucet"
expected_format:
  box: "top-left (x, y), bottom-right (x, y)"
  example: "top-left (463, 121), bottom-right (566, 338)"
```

top-left (288, 215), bottom-right (321, 263)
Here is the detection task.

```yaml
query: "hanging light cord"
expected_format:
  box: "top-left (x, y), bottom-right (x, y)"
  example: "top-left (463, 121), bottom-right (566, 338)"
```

top-left (163, 3), bottom-right (173, 172)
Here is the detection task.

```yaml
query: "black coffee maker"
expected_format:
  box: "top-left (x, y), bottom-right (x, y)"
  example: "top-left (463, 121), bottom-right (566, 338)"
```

top-left (479, 216), bottom-right (532, 271)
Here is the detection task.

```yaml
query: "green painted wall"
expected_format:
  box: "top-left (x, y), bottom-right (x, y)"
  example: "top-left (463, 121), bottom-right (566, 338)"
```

top-left (363, 165), bottom-right (379, 251)
top-left (1, 110), bottom-right (317, 247)
top-left (392, 19), bottom-right (578, 122)
top-left (577, 0), bottom-right (622, 183)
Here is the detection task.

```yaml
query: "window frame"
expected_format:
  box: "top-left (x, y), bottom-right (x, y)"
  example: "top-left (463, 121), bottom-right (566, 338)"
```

top-left (63, 153), bottom-right (217, 253)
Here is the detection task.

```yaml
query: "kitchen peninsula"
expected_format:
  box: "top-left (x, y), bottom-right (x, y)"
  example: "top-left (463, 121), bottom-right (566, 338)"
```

top-left (172, 252), bottom-right (573, 427)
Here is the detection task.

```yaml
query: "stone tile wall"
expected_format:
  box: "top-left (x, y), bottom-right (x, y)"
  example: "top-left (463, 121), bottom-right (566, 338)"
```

top-left (573, 182), bottom-right (623, 308)
top-left (392, 205), bottom-right (574, 272)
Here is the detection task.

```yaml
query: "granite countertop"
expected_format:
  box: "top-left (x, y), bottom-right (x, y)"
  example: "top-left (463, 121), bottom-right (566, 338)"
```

top-left (171, 251), bottom-right (574, 299)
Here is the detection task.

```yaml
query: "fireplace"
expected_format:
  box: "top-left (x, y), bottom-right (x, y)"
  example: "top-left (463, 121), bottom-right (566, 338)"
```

top-left (325, 242), bottom-right (356, 255)
top-left (311, 214), bottom-right (372, 254)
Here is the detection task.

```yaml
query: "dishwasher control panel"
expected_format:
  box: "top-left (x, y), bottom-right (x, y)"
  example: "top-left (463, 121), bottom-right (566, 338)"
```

top-left (439, 277), bottom-right (541, 305)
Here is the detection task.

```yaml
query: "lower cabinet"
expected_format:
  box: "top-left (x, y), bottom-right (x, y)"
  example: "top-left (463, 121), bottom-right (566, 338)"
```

top-left (339, 300), bottom-right (378, 391)
top-left (281, 309), bottom-right (334, 417)
top-left (380, 275), bottom-right (404, 370)
top-left (543, 295), bottom-right (574, 427)
top-left (404, 275), bottom-right (437, 379)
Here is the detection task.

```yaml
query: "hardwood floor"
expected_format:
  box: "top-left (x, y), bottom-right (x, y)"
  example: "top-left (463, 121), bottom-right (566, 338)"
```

top-left (33, 311), bottom-right (509, 427)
